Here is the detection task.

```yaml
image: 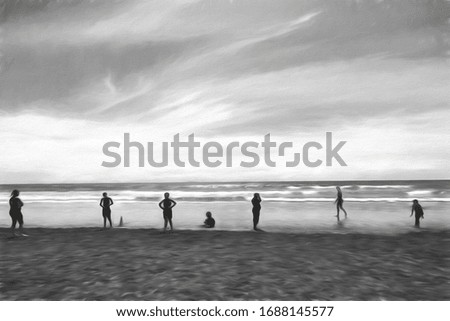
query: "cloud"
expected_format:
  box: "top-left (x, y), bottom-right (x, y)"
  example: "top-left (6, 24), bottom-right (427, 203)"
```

top-left (0, 0), bottom-right (449, 182)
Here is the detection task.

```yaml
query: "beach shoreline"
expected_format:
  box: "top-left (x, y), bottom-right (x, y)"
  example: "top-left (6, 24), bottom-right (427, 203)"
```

top-left (1, 228), bottom-right (449, 301)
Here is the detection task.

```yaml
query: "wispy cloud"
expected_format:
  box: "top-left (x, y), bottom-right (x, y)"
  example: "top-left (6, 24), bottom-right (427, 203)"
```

top-left (0, 0), bottom-right (449, 183)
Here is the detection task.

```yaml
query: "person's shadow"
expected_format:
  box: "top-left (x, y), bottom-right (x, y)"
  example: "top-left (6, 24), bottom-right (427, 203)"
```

top-left (335, 220), bottom-right (346, 230)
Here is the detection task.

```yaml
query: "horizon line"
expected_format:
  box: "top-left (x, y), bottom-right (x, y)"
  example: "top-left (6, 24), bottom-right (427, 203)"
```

top-left (1, 178), bottom-right (449, 186)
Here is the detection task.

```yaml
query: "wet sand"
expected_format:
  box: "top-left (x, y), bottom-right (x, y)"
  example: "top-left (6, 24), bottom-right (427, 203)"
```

top-left (1, 228), bottom-right (449, 300)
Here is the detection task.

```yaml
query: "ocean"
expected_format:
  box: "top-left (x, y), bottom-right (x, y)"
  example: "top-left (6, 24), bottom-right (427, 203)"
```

top-left (1, 180), bottom-right (449, 234)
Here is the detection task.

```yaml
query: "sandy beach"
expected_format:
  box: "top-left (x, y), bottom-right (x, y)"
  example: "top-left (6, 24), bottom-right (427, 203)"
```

top-left (1, 228), bottom-right (449, 301)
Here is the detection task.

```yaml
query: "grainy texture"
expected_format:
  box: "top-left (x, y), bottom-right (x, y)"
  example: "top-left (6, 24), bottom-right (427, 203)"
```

top-left (1, 228), bottom-right (449, 300)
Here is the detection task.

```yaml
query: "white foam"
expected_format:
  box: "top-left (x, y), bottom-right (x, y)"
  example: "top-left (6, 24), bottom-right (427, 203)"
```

top-left (407, 190), bottom-right (433, 196)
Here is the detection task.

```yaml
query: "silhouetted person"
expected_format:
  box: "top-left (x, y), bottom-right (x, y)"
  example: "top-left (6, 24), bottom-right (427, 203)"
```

top-left (335, 186), bottom-right (348, 222)
top-left (159, 192), bottom-right (176, 232)
top-left (252, 193), bottom-right (262, 231)
top-left (9, 189), bottom-right (26, 237)
top-left (410, 199), bottom-right (424, 228)
top-left (203, 211), bottom-right (215, 228)
top-left (100, 192), bottom-right (114, 228)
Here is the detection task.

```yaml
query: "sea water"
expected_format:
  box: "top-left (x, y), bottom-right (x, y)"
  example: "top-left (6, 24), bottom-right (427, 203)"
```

top-left (0, 181), bottom-right (449, 234)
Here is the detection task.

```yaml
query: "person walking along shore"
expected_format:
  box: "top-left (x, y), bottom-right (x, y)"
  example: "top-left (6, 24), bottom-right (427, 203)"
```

top-left (410, 199), bottom-right (424, 228)
top-left (335, 186), bottom-right (348, 222)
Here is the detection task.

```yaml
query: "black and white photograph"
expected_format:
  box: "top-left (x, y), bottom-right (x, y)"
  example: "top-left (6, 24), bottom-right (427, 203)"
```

top-left (1, 0), bottom-right (449, 313)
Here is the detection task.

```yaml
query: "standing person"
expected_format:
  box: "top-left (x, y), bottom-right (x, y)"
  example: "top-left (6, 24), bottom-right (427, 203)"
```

top-left (335, 186), bottom-right (348, 222)
top-left (100, 192), bottom-right (114, 229)
top-left (410, 199), bottom-right (424, 228)
top-left (251, 193), bottom-right (262, 231)
top-left (159, 192), bottom-right (177, 232)
top-left (9, 189), bottom-right (26, 237)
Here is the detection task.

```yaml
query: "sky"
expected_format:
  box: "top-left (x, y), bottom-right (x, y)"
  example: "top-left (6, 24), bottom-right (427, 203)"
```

top-left (0, 0), bottom-right (449, 183)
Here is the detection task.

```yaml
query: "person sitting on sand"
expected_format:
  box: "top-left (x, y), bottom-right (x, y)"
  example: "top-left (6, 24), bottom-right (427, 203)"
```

top-left (159, 192), bottom-right (177, 232)
top-left (203, 211), bottom-right (215, 228)
top-left (335, 186), bottom-right (348, 222)
top-left (9, 189), bottom-right (27, 237)
top-left (410, 199), bottom-right (424, 228)
top-left (251, 193), bottom-right (262, 231)
top-left (100, 192), bottom-right (114, 229)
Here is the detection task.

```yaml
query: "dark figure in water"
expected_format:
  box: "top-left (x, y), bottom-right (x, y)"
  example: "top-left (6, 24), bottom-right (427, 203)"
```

top-left (251, 193), bottom-right (262, 231)
top-left (203, 211), bottom-right (215, 228)
top-left (159, 192), bottom-right (177, 232)
top-left (100, 192), bottom-right (114, 228)
top-left (9, 189), bottom-right (26, 237)
top-left (410, 199), bottom-right (424, 228)
top-left (335, 186), bottom-right (348, 222)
